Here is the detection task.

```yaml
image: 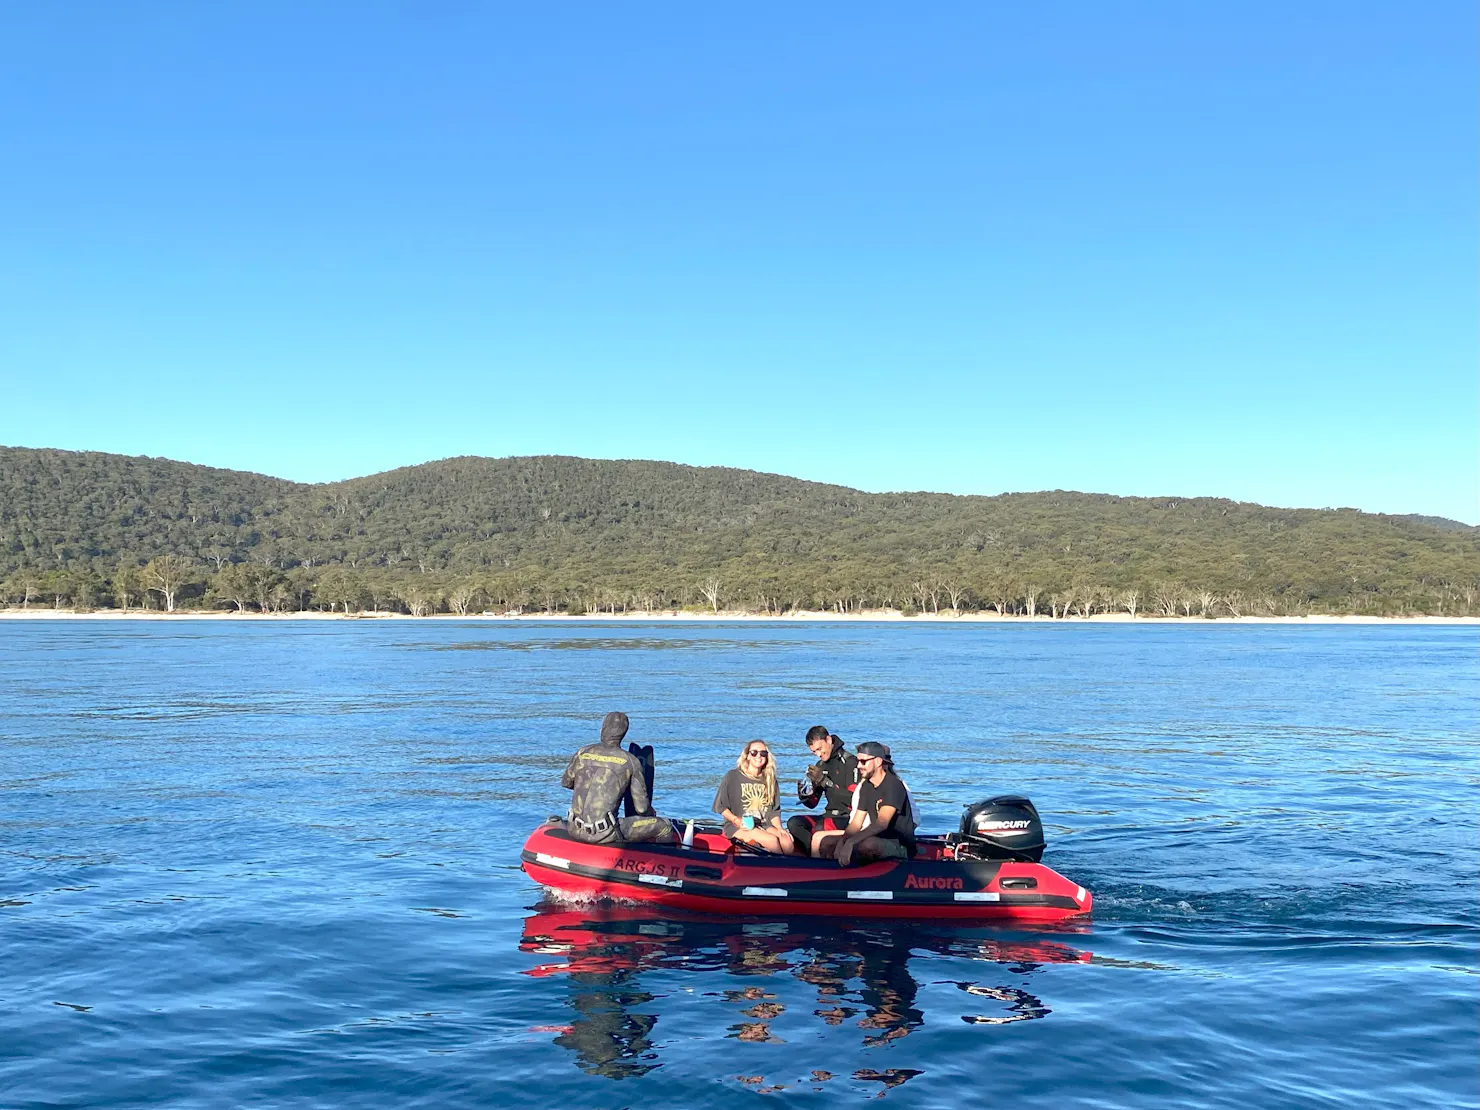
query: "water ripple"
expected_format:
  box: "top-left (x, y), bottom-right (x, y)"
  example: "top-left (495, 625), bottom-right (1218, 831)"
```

top-left (0, 621), bottom-right (1475, 1108)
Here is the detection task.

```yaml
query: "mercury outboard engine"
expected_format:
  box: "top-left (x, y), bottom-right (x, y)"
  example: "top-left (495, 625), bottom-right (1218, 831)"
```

top-left (956, 796), bottom-right (1045, 862)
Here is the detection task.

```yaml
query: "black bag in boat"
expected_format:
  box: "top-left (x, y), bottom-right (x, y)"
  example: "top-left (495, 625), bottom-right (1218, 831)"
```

top-left (956, 795), bottom-right (1045, 862)
top-left (624, 742), bottom-right (656, 818)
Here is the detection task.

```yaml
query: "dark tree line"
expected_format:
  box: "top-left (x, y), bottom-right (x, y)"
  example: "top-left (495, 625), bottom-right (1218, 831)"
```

top-left (1, 446), bottom-right (1476, 617)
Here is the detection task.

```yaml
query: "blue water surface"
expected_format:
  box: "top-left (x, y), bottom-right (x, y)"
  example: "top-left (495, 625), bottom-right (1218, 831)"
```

top-left (2, 621), bottom-right (1476, 1108)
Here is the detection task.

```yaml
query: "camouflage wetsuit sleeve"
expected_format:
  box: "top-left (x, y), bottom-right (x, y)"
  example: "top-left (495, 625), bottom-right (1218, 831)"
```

top-left (561, 751), bottom-right (581, 790)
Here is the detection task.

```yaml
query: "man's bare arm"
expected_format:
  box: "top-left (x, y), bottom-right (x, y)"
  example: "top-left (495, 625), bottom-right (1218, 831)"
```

top-left (836, 803), bottom-right (897, 866)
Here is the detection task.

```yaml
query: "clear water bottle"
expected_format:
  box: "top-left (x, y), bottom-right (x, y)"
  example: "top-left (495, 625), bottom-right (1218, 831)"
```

top-left (681, 819), bottom-right (695, 849)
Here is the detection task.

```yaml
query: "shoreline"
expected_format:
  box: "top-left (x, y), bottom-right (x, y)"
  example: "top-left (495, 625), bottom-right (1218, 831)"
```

top-left (0, 609), bottom-right (1475, 625)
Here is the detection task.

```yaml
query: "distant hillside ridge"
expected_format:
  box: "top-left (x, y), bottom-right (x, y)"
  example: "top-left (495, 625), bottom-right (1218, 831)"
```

top-left (1, 445), bottom-right (1476, 617)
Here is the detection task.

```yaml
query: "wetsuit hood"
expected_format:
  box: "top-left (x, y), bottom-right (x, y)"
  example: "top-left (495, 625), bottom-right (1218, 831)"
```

top-left (600, 711), bottom-right (630, 746)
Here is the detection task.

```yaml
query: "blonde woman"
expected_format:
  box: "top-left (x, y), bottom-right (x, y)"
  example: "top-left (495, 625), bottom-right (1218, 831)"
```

top-left (712, 741), bottom-right (797, 855)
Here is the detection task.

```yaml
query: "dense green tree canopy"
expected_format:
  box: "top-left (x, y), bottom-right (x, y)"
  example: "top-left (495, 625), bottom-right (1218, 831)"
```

top-left (1, 446), bottom-right (1475, 616)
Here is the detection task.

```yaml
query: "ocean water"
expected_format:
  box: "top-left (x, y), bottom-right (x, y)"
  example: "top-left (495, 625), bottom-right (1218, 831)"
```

top-left (1, 620), bottom-right (1475, 1108)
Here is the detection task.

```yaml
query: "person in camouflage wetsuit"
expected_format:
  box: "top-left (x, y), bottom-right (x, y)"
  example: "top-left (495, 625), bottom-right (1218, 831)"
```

top-left (561, 712), bottom-right (677, 845)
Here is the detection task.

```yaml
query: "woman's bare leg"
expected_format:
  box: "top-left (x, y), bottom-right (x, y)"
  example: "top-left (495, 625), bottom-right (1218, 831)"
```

top-left (754, 827), bottom-right (795, 854)
top-left (733, 827), bottom-right (783, 853)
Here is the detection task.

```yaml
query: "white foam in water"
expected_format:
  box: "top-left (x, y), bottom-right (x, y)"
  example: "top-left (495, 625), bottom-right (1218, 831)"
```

top-left (541, 888), bottom-right (643, 908)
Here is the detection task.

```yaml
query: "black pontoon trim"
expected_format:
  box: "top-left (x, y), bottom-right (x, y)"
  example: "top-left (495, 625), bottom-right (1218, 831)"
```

top-left (519, 848), bottom-right (1082, 910)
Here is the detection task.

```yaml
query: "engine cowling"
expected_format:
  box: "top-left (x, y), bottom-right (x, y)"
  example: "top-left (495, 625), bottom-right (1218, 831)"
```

top-left (958, 796), bottom-right (1045, 862)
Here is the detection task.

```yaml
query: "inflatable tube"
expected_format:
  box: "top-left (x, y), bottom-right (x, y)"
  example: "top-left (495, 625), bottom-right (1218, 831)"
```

top-left (521, 822), bottom-right (1091, 922)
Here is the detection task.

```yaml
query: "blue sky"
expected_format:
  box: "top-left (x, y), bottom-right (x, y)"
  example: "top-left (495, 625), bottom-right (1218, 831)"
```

top-left (1, 3), bottom-right (1475, 521)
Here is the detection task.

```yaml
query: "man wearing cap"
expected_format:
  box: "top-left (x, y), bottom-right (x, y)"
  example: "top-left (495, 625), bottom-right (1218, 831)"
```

top-left (814, 741), bottom-right (916, 867)
top-left (561, 711), bottom-right (678, 845)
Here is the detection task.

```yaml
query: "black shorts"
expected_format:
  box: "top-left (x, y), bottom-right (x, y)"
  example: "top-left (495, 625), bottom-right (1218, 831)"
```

top-left (867, 836), bottom-right (909, 860)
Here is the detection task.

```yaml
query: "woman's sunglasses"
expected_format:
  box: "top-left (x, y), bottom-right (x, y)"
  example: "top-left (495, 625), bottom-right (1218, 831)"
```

top-left (746, 749), bottom-right (769, 760)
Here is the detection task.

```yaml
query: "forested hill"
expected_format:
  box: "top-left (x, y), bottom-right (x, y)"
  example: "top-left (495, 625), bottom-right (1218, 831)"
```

top-left (1, 445), bottom-right (1476, 617)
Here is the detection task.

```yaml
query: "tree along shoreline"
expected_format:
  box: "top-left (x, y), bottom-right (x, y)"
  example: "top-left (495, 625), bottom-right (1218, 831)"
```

top-left (2, 558), bottom-right (1478, 620)
top-left (4, 449), bottom-right (1477, 619)
top-left (1, 606), bottom-right (1475, 625)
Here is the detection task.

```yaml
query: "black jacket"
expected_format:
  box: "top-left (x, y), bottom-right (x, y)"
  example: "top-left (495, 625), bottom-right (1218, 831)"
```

top-left (799, 744), bottom-right (859, 818)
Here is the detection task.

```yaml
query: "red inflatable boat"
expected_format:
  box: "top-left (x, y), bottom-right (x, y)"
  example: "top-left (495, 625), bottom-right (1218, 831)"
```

top-left (520, 822), bottom-right (1092, 922)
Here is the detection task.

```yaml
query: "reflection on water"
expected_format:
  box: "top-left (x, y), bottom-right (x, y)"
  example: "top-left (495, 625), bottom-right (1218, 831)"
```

top-left (421, 637), bottom-right (789, 653)
top-left (554, 979), bottom-right (660, 1079)
top-left (957, 982), bottom-right (1051, 1024)
top-left (3, 624), bottom-right (1472, 1108)
top-left (521, 901), bottom-right (1088, 1087)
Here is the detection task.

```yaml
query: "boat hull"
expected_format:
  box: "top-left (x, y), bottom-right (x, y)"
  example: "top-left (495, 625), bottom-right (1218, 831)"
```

top-left (520, 824), bottom-right (1092, 922)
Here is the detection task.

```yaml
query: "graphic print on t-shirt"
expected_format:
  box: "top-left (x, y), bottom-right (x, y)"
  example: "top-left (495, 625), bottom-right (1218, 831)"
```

top-left (739, 779), bottom-right (770, 817)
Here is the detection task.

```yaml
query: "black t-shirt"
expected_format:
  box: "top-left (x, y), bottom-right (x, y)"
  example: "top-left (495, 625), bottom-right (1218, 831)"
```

top-left (854, 771), bottom-right (914, 843)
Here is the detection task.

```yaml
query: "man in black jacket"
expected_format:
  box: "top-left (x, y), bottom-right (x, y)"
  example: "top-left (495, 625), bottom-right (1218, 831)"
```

top-left (786, 726), bottom-right (859, 856)
top-left (562, 711), bottom-right (677, 845)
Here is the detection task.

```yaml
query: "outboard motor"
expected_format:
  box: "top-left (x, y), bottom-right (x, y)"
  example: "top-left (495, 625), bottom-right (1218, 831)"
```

top-left (957, 796), bottom-right (1045, 862)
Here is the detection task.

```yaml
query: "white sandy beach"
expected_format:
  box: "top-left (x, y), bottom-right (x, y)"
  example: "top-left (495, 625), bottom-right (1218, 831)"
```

top-left (0, 609), bottom-right (1474, 625)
